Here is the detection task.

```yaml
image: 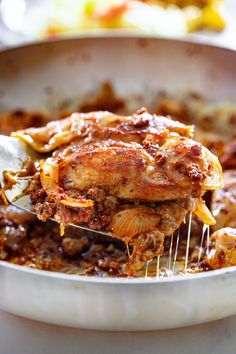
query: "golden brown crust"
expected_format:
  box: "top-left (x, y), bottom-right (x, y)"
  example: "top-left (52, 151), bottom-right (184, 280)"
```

top-left (12, 109), bottom-right (194, 152)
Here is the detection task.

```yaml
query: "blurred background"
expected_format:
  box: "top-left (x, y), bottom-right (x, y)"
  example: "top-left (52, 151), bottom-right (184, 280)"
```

top-left (0, 0), bottom-right (235, 49)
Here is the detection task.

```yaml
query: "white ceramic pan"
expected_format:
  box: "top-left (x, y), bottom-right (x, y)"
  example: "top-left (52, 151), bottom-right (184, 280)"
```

top-left (0, 36), bottom-right (236, 331)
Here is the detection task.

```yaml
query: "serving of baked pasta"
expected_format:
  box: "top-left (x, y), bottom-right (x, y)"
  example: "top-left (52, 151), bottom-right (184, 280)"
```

top-left (6, 107), bottom-right (222, 272)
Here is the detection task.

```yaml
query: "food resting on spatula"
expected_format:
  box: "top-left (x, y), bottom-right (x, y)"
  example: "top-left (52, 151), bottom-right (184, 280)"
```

top-left (6, 108), bottom-right (223, 270)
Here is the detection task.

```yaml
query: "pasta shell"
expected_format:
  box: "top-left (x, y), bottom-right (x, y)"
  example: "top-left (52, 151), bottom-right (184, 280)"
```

top-left (40, 160), bottom-right (93, 208)
top-left (201, 146), bottom-right (224, 191)
top-left (194, 197), bottom-right (216, 226)
top-left (110, 207), bottom-right (160, 238)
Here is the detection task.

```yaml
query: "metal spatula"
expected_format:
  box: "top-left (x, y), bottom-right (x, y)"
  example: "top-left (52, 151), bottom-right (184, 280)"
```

top-left (0, 135), bottom-right (33, 210)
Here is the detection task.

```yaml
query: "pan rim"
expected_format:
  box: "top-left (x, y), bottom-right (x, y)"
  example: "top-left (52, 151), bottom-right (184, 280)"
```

top-left (1, 259), bottom-right (235, 285)
top-left (0, 31), bottom-right (236, 57)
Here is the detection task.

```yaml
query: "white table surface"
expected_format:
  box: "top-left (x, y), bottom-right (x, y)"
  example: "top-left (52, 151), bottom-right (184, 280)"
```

top-left (1, 310), bottom-right (236, 354)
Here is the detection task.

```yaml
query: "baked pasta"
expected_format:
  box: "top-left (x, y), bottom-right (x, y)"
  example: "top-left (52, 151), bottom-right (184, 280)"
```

top-left (11, 108), bottom-right (223, 270)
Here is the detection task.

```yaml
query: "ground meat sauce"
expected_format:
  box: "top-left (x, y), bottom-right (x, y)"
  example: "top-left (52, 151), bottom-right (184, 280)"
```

top-left (0, 214), bottom-right (128, 276)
